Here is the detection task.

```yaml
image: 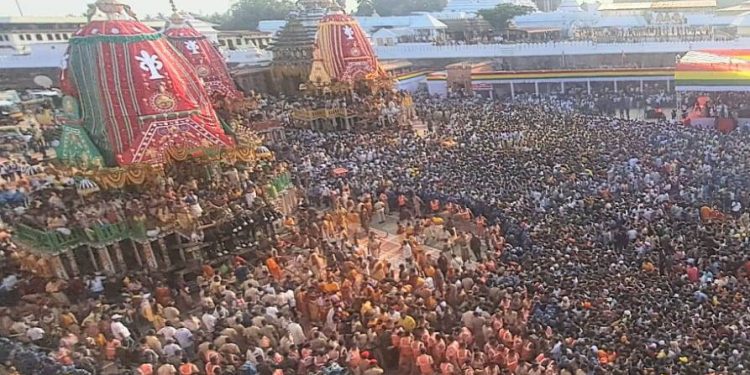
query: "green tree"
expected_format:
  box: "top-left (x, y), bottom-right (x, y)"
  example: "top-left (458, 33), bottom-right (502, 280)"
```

top-left (357, 0), bottom-right (447, 16)
top-left (478, 4), bottom-right (533, 32)
top-left (222, 0), bottom-right (295, 30)
top-left (355, 0), bottom-right (375, 16)
top-left (201, 12), bottom-right (229, 27)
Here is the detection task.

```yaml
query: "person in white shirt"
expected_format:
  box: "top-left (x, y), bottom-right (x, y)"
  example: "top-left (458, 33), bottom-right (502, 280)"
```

top-left (401, 240), bottom-right (412, 260)
top-left (110, 315), bottom-right (132, 345)
top-left (174, 326), bottom-right (193, 350)
top-left (87, 274), bottom-right (106, 297)
top-left (287, 321), bottom-right (306, 346)
top-left (26, 325), bottom-right (45, 342)
top-left (158, 323), bottom-right (177, 342)
top-left (157, 363), bottom-right (177, 375)
top-left (201, 310), bottom-right (217, 333)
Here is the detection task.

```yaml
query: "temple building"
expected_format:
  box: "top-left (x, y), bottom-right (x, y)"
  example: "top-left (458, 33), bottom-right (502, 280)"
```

top-left (270, 15), bottom-right (317, 94)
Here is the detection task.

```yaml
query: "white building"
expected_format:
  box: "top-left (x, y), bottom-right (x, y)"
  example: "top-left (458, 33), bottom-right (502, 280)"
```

top-left (513, 0), bottom-right (596, 33)
top-left (0, 16), bottom-right (270, 74)
top-left (732, 11), bottom-right (750, 35)
top-left (441, 0), bottom-right (538, 13)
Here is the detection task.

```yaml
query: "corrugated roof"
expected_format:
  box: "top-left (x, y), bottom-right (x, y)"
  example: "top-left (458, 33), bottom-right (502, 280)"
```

top-left (717, 1), bottom-right (750, 12)
top-left (732, 11), bottom-right (750, 26)
top-left (599, 0), bottom-right (716, 10)
top-left (357, 14), bottom-right (447, 31)
top-left (409, 14), bottom-right (448, 29)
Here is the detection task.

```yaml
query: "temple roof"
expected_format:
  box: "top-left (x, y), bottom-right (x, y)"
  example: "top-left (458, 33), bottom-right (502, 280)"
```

top-left (270, 17), bottom-right (316, 50)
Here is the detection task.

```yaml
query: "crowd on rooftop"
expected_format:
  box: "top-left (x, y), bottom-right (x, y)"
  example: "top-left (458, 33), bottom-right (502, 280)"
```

top-left (571, 25), bottom-right (731, 44)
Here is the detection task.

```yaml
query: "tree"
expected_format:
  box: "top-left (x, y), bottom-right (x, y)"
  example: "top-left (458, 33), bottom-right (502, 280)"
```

top-left (356, 0), bottom-right (447, 16)
top-left (201, 12), bottom-right (229, 27)
top-left (478, 4), bottom-right (533, 32)
top-left (355, 0), bottom-right (375, 16)
top-left (221, 0), bottom-right (295, 30)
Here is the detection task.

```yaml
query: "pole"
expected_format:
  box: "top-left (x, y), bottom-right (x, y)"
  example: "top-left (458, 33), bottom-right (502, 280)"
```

top-left (15, 0), bottom-right (24, 16)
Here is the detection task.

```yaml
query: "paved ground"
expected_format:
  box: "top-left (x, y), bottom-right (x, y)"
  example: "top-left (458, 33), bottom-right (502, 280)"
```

top-left (349, 214), bottom-right (442, 267)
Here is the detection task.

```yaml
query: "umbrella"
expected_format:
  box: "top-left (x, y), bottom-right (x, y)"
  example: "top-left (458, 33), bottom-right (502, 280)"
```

top-left (22, 165), bottom-right (43, 176)
top-left (255, 145), bottom-right (272, 159)
top-left (75, 178), bottom-right (100, 196)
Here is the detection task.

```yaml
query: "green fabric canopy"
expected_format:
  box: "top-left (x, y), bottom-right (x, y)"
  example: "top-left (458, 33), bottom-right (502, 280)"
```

top-left (56, 125), bottom-right (105, 169)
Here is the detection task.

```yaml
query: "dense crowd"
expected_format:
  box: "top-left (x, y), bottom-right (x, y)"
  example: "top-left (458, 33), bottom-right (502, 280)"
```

top-left (507, 88), bottom-right (674, 119)
top-left (0, 92), bottom-right (749, 375)
top-left (571, 25), bottom-right (727, 43)
top-left (680, 92), bottom-right (750, 119)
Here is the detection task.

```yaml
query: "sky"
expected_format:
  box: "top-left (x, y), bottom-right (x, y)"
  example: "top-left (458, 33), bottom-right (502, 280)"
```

top-left (6, 0), bottom-right (237, 18)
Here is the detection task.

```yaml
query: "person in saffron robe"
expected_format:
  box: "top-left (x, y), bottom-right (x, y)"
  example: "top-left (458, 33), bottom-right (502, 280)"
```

top-left (266, 256), bottom-right (283, 280)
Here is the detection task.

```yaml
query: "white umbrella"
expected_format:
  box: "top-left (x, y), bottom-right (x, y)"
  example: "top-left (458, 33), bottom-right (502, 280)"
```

top-left (75, 178), bottom-right (100, 196)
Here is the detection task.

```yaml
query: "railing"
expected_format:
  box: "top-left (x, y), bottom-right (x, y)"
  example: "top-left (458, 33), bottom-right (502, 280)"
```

top-left (272, 173), bottom-right (292, 192)
top-left (265, 173), bottom-right (293, 200)
top-left (129, 219), bottom-right (148, 241)
top-left (90, 221), bottom-right (130, 244)
top-left (373, 38), bottom-right (750, 59)
top-left (14, 220), bottom-right (155, 253)
top-left (15, 223), bottom-right (80, 254)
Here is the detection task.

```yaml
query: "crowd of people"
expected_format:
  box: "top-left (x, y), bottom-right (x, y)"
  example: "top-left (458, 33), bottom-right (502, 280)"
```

top-left (505, 88), bottom-right (674, 119)
top-left (571, 25), bottom-right (729, 44)
top-left (0, 91), bottom-right (749, 375)
top-left (680, 92), bottom-right (750, 119)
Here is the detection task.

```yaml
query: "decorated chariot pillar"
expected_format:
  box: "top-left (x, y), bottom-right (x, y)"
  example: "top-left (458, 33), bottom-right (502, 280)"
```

top-left (111, 242), bottom-right (126, 273)
top-left (65, 252), bottom-right (80, 277)
top-left (49, 255), bottom-right (70, 280)
top-left (157, 237), bottom-right (172, 268)
top-left (140, 241), bottom-right (159, 270)
top-left (97, 246), bottom-right (117, 275)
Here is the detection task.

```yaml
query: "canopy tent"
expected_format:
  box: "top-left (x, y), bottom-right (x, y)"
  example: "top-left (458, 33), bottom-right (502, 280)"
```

top-left (675, 50), bottom-right (750, 92)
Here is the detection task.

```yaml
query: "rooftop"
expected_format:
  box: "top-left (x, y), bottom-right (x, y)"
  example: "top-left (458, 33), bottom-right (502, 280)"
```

top-left (357, 14), bottom-right (448, 31)
top-left (0, 16), bottom-right (88, 24)
top-left (598, 0), bottom-right (717, 10)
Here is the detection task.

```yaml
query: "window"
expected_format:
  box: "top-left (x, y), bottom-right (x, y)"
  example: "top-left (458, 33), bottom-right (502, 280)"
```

top-left (47, 34), bottom-right (53, 40)
top-left (236, 38), bottom-right (242, 45)
top-left (218, 39), bottom-right (226, 46)
top-left (62, 34), bottom-right (69, 40)
top-left (19, 34), bottom-right (25, 41)
top-left (25, 34), bottom-right (32, 40)
top-left (35, 34), bottom-right (43, 41)
top-left (4, 35), bottom-right (9, 41)
top-left (55, 34), bottom-right (61, 40)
